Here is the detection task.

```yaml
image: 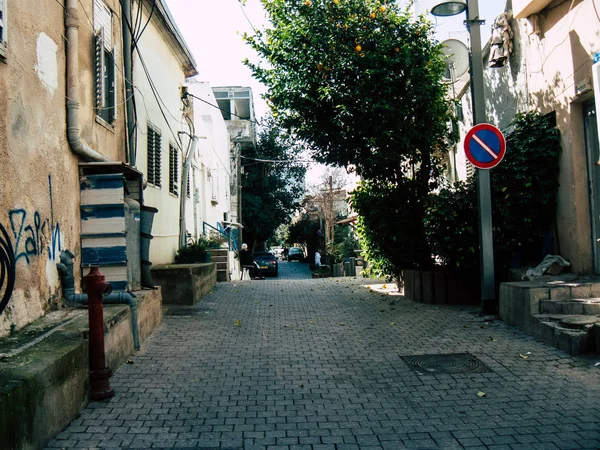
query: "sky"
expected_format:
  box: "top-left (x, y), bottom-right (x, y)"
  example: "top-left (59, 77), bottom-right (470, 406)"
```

top-left (164, 0), bottom-right (507, 184)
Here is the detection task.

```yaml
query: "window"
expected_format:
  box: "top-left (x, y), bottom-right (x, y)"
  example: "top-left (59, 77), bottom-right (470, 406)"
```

top-left (94, 0), bottom-right (116, 124)
top-left (0, 0), bottom-right (7, 59)
top-left (169, 144), bottom-right (178, 196)
top-left (147, 125), bottom-right (162, 187)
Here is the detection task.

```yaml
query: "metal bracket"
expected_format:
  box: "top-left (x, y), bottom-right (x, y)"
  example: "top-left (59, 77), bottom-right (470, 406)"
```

top-left (464, 18), bottom-right (486, 27)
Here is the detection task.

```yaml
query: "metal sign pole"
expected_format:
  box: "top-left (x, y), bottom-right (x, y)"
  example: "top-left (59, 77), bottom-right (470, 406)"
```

top-left (467, 0), bottom-right (496, 314)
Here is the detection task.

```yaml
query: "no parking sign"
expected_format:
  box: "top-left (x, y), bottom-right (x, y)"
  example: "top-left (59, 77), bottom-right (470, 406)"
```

top-left (464, 123), bottom-right (506, 169)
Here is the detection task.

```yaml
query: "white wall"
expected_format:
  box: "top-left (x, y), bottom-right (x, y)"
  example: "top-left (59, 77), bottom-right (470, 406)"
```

top-left (185, 81), bottom-right (232, 241)
top-left (133, 5), bottom-right (190, 264)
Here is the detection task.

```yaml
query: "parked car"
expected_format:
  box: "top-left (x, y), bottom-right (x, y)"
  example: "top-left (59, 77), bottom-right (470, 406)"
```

top-left (252, 251), bottom-right (279, 277)
top-left (287, 247), bottom-right (304, 262)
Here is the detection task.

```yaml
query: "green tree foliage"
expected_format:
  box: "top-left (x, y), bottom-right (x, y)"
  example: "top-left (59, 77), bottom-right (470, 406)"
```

top-left (242, 119), bottom-right (306, 250)
top-left (426, 112), bottom-right (562, 275)
top-left (245, 0), bottom-right (453, 275)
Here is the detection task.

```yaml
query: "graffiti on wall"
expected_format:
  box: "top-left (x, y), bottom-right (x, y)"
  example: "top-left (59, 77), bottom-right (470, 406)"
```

top-left (8, 210), bottom-right (61, 264)
top-left (0, 223), bottom-right (16, 315)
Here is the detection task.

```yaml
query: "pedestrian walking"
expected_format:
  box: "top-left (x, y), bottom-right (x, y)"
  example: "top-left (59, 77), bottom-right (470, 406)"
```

top-left (315, 250), bottom-right (321, 268)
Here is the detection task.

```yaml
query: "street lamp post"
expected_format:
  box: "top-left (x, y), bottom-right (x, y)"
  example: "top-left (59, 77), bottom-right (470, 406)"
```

top-left (432, 0), bottom-right (496, 314)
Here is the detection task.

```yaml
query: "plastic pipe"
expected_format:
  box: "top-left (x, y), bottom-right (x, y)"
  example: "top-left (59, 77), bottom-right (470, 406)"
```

top-left (57, 252), bottom-right (140, 350)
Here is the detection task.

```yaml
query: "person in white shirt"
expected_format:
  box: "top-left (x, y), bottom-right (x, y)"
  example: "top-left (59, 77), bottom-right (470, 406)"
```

top-left (314, 250), bottom-right (321, 268)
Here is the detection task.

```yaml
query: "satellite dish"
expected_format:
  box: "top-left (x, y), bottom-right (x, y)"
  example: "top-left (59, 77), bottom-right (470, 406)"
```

top-left (441, 39), bottom-right (469, 82)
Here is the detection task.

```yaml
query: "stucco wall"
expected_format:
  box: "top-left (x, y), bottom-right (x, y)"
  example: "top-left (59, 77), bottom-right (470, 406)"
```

top-left (0, 0), bottom-right (127, 337)
top-left (454, 0), bottom-right (599, 273)
top-left (133, 3), bottom-right (190, 265)
top-left (523, 0), bottom-right (599, 272)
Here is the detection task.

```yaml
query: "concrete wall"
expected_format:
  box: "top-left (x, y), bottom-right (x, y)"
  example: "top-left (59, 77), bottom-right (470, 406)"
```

top-left (151, 263), bottom-right (216, 305)
top-left (523, 0), bottom-right (599, 273)
top-left (0, 0), bottom-right (127, 337)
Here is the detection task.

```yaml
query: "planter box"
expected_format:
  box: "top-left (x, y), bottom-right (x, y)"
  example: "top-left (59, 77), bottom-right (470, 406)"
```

top-left (402, 269), bottom-right (479, 305)
top-left (151, 263), bottom-right (216, 305)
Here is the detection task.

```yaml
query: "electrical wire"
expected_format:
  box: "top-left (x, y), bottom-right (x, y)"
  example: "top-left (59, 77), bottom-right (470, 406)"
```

top-left (237, 0), bottom-right (258, 34)
top-left (134, 0), bottom-right (156, 45)
top-left (593, 0), bottom-right (600, 22)
top-left (185, 92), bottom-right (263, 126)
top-left (241, 155), bottom-right (313, 165)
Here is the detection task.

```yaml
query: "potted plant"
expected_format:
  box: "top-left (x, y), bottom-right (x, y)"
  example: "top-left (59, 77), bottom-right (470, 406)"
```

top-left (175, 236), bottom-right (211, 264)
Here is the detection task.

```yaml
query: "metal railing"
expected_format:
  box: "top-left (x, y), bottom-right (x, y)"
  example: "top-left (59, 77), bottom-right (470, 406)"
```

top-left (202, 222), bottom-right (239, 251)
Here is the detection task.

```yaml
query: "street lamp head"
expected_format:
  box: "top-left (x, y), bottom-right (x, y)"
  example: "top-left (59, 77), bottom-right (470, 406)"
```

top-left (431, 0), bottom-right (467, 17)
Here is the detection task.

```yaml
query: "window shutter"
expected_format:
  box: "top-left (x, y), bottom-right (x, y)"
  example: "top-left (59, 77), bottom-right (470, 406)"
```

top-left (95, 29), bottom-right (105, 111)
top-left (93, 0), bottom-right (112, 50)
top-left (147, 126), bottom-right (155, 185)
top-left (211, 170), bottom-right (218, 200)
top-left (154, 132), bottom-right (162, 187)
top-left (169, 144), bottom-right (178, 196)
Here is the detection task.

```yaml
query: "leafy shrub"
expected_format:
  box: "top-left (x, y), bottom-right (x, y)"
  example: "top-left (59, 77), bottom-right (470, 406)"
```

top-left (175, 236), bottom-right (210, 264)
top-left (426, 112), bottom-right (561, 275)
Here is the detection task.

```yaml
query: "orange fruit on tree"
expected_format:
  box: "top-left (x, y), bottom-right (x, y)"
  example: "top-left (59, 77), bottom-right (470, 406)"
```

top-left (380, 5), bottom-right (386, 12)
top-left (317, 63), bottom-right (324, 71)
top-left (370, 13), bottom-right (376, 18)
top-left (305, 0), bottom-right (311, 5)
top-left (355, 44), bottom-right (362, 52)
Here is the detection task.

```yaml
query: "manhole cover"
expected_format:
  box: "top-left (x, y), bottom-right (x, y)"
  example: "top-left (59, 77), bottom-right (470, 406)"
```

top-left (401, 353), bottom-right (491, 375)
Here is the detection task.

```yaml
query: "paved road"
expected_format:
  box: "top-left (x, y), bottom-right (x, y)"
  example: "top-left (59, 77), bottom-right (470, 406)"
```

top-left (276, 261), bottom-right (312, 280)
top-left (46, 270), bottom-right (600, 450)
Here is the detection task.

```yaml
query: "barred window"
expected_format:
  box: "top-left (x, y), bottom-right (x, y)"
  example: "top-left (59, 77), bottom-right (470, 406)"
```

top-left (147, 125), bottom-right (162, 187)
top-left (94, 0), bottom-right (116, 123)
top-left (169, 144), bottom-right (178, 196)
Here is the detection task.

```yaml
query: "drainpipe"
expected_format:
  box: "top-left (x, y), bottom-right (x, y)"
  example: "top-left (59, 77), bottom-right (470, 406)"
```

top-left (121, 0), bottom-right (136, 166)
top-left (57, 250), bottom-right (140, 350)
top-left (179, 136), bottom-right (200, 248)
top-left (65, 0), bottom-right (110, 162)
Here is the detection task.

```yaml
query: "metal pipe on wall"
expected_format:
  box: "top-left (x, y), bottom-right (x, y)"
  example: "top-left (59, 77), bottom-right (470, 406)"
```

top-left (65, 0), bottom-right (110, 162)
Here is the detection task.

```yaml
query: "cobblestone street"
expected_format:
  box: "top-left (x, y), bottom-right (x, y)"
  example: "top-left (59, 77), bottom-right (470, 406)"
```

top-left (47, 265), bottom-right (600, 450)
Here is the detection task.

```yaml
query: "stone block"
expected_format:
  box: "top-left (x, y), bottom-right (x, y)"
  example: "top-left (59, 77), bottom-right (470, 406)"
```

top-left (562, 302), bottom-right (584, 316)
top-left (499, 284), bottom-right (516, 325)
top-left (583, 302), bottom-right (600, 315)
top-left (528, 287), bottom-right (550, 314)
top-left (152, 263), bottom-right (216, 305)
top-left (570, 284), bottom-right (592, 299)
top-left (549, 287), bottom-right (571, 301)
top-left (539, 300), bottom-right (562, 315)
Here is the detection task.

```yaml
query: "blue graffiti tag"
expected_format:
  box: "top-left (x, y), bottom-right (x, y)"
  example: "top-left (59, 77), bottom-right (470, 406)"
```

top-left (48, 224), bottom-right (62, 261)
top-left (9, 209), bottom-right (52, 264)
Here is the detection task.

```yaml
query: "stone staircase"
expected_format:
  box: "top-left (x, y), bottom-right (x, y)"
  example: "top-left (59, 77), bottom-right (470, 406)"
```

top-left (210, 248), bottom-right (230, 282)
top-left (500, 275), bottom-right (600, 355)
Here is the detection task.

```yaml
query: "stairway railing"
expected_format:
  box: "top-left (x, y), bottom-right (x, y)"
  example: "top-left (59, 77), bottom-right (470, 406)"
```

top-left (202, 222), bottom-right (239, 251)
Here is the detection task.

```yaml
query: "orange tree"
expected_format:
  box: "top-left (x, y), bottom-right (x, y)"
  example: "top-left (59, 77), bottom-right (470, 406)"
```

top-left (245, 0), bottom-right (452, 275)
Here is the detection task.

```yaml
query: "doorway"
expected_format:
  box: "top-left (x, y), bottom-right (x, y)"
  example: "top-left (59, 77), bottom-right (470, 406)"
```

top-left (584, 100), bottom-right (600, 272)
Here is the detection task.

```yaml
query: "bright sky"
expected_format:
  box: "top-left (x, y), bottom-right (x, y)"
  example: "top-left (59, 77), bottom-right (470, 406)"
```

top-left (164, 0), bottom-right (507, 184)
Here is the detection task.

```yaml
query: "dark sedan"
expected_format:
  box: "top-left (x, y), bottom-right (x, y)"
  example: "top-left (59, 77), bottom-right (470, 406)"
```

top-left (252, 251), bottom-right (278, 277)
top-left (287, 247), bottom-right (304, 262)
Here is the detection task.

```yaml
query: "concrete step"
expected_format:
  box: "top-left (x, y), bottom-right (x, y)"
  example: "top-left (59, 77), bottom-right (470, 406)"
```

top-left (216, 262), bottom-right (228, 270)
top-left (217, 269), bottom-right (229, 282)
top-left (532, 314), bottom-right (600, 355)
top-left (210, 249), bottom-right (229, 257)
top-left (540, 298), bottom-right (600, 315)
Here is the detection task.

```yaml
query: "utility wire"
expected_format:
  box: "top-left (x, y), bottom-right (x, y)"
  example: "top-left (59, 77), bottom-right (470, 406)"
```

top-left (237, 0), bottom-right (258, 33)
top-left (185, 92), bottom-right (263, 127)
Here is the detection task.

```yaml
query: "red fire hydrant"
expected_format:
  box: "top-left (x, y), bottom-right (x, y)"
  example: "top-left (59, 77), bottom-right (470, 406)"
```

top-left (84, 267), bottom-right (115, 401)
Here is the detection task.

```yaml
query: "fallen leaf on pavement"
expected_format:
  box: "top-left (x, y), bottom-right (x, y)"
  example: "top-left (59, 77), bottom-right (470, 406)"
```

top-left (519, 353), bottom-right (528, 359)
top-left (235, 320), bottom-right (241, 327)
top-left (339, 323), bottom-right (345, 326)
top-left (490, 337), bottom-right (497, 342)
top-left (477, 391), bottom-right (486, 398)
top-left (390, 322), bottom-right (396, 325)
top-left (126, 359), bottom-right (134, 364)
